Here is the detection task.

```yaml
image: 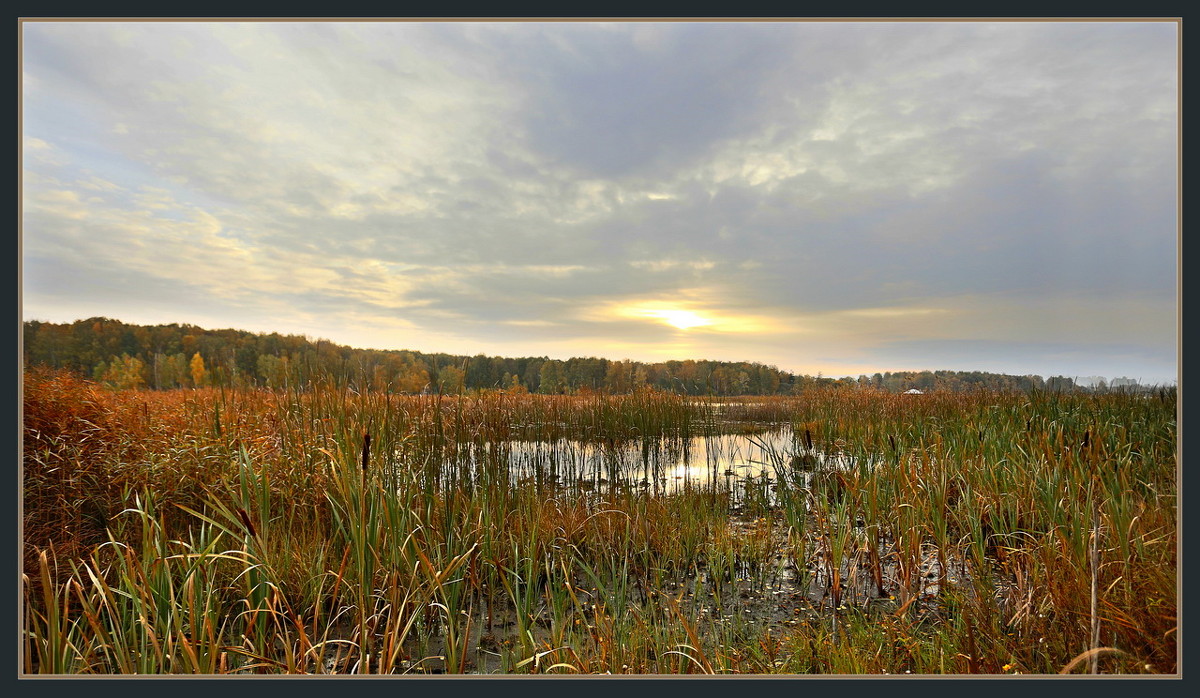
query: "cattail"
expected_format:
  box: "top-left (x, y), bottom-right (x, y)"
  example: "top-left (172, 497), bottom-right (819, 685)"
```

top-left (235, 507), bottom-right (257, 538)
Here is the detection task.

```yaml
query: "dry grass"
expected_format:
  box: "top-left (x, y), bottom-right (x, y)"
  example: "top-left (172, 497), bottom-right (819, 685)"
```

top-left (21, 369), bottom-right (1177, 675)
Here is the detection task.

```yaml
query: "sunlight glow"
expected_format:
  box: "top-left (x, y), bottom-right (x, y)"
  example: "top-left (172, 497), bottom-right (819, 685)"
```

top-left (597, 298), bottom-right (781, 335)
top-left (642, 308), bottom-right (713, 330)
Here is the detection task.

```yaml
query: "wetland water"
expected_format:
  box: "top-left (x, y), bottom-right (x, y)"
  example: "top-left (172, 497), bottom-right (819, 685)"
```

top-left (459, 416), bottom-right (822, 510)
top-left (389, 426), bottom-right (964, 673)
top-left (425, 424), bottom-right (867, 507)
top-left (478, 429), bottom-right (796, 489)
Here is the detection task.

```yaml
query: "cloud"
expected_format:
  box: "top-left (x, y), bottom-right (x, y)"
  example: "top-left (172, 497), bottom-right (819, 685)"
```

top-left (21, 21), bottom-right (1178, 382)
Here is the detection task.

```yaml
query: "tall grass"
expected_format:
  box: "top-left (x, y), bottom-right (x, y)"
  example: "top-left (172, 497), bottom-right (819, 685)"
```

top-left (22, 371), bottom-right (1176, 674)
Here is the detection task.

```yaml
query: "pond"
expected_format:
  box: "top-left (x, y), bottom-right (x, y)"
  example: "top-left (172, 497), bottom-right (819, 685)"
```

top-left (411, 424), bottom-right (872, 509)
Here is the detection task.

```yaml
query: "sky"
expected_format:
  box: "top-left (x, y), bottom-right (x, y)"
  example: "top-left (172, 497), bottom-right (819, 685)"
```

top-left (21, 20), bottom-right (1179, 384)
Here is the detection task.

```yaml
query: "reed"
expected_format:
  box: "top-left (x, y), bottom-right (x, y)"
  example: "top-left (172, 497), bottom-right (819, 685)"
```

top-left (21, 371), bottom-right (1176, 674)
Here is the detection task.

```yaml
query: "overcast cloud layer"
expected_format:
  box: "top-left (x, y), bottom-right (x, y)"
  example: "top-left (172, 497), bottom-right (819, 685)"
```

top-left (21, 21), bottom-right (1178, 383)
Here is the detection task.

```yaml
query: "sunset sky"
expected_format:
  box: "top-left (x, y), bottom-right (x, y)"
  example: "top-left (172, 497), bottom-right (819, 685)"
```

top-left (21, 20), bottom-right (1179, 384)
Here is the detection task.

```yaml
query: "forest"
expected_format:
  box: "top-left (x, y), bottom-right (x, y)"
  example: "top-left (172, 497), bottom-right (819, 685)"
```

top-left (24, 317), bottom-right (1112, 395)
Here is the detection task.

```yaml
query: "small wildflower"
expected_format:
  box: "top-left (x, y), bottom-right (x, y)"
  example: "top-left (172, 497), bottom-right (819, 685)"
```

top-left (1002, 663), bottom-right (1013, 671)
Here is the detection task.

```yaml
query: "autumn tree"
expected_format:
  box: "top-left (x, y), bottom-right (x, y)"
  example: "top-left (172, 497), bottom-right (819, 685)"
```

top-left (190, 352), bottom-right (207, 388)
top-left (604, 360), bottom-right (631, 393)
top-left (396, 358), bottom-right (430, 394)
top-left (96, 353), bottom-right (146, 390)
top-left (257, 354), bottom-right (287, 389)
top-left (437, 365), bottom-right (465, 394)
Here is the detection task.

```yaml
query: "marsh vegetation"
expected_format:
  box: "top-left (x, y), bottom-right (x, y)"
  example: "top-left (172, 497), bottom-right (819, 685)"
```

top-left (22, 369), bottom-right (1177, 674)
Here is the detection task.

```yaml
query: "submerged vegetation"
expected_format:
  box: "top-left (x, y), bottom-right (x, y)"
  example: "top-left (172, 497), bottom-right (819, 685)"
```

top-left (22, 367), bottom-right (1177, 675)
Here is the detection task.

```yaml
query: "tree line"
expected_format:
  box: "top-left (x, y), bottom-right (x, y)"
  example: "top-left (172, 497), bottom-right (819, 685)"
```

top-left (23, 317), bottom-right (1116, 395)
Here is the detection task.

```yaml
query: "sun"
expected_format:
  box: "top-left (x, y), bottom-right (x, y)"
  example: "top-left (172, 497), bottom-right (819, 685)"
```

top-left (641, 308), bottom-right (712, 330)
top-left (607, 301), bottom-right (752, 332)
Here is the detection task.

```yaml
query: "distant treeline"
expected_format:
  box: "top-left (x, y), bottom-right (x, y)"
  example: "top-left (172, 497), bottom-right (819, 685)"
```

top-left (22, 317), bottom-right (1140, 396)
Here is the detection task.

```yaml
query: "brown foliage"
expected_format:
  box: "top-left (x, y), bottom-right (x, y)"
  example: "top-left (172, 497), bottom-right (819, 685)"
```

top-left (22, 367), bottom-right (117, 588)
top-left (23, 366), bottom-right (111, 455)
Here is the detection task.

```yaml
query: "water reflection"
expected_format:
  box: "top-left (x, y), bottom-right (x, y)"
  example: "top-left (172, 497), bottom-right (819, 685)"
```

top-left (417, 426), bottom-right (862, 505)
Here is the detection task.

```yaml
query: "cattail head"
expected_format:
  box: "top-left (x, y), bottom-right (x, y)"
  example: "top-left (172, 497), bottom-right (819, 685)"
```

top-left (235, 507), bottom-right (257, 538)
